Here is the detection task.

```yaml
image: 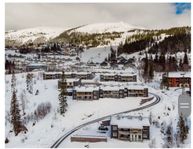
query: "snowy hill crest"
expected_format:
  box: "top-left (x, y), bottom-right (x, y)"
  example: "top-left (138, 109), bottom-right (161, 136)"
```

top-left (69, 22), bottom-right (144, 34)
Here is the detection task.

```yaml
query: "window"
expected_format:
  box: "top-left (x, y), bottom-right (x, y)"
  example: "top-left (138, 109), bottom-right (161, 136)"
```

top-left (113, 126), bottom-right (117, 130)
top-left (113, 132), bottom-right (117, 137)
top-left (138, 135), bottom-right (141, 139)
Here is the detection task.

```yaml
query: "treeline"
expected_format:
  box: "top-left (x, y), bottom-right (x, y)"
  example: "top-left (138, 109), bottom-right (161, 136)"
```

top-left (117, 38), bottom-right (155, 55)
top-left (118, 27), bottom-right (191, 56)
top-left (18, 43), bottom-right (62, 54)
top-left (54, 31), bottom-right (122, 47)
top-left (148, 33), bottom-right (190, 54)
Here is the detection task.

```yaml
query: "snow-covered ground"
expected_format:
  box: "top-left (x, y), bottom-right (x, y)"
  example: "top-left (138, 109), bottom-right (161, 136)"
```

top-left (81, 46), bottom-right (112, 63)
top-left (5, 72), bottom-right (156, 148)
top-left (56, 87), bottom-right (191, 148)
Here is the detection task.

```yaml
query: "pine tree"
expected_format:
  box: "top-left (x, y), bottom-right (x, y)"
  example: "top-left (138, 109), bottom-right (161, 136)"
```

top-left (149, 62), bottom-right (154, 80)
top-left (177, 113), bottom-right (188, 143)
top-left (26, 73), bottom-right (33, 94)
top-left (10, 72), bottom-right (25, 135)
top-left (20, 90), bottom-right (26, 116)
top-left (165, 124), bottom-right (173, 147)
top-left (11, 71), bottom-right (16, 92)
top-left (183, 51), bottom-right (189, 65)
top-left (26, 73), bottom-right (30, 92)
top-left (179, 58), bottom-right (183, 70)
top-left (58, 71), bottom-right (68, 115)
top-left (143, 52), bottom-right (149, 80)
top-left (154, 53), bottom-right (158, 63)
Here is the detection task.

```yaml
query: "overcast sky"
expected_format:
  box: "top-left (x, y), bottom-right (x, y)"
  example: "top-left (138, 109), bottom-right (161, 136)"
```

top-left (5, 3), bottom-right (191, 31)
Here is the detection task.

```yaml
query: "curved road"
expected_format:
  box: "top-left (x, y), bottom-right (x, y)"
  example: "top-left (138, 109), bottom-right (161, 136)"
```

top-left (50, 92), bottom-right (161, 148)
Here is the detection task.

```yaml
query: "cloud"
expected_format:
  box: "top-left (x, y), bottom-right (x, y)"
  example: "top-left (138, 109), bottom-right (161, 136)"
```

top-left (5, 3), bottom-right (191, 31)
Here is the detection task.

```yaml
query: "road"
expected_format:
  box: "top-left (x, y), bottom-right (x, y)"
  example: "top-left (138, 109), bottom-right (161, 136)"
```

top-left (50, 92), bottom-right (161, 148)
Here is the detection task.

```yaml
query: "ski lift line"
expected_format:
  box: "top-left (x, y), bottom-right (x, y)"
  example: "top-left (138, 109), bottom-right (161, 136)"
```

top-left (50, 92), bottom-right (161, 148)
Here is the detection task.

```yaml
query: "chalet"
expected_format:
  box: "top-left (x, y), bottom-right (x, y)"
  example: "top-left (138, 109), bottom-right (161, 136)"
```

top-left (100, 73), bottom-right (137, 82)
top-left (162, 72), bottom-right (191, 87)
top-left (111, 115), bottom-right (150, 142)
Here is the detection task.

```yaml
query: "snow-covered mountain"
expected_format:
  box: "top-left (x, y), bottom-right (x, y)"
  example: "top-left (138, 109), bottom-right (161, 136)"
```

top-left (5, 27), bottom-right (66, 45)
top-left (69, 22), bottom-right (143, 34)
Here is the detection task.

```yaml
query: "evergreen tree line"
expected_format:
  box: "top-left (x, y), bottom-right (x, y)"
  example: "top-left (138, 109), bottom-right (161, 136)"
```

top-left (117, 30), bottom-right (190, 56)
top-left (148, 33), bottom-right (190, 54)
top-left (10, 72), bottom-right (27, 136)
top-left (117, 37), bottom-right (155, 56)
top-left (5, 59), bottom-right (15, 74)
top-left (143, 51), bottom-right (189, 81)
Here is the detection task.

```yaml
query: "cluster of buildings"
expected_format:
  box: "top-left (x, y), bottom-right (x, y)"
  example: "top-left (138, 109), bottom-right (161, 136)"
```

top-left (42, 71), bottom-right (148, 100)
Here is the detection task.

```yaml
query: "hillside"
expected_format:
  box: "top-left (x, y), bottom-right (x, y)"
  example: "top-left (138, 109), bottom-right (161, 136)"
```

top-left (5, 23), bottom-right (191, 55)
top-left (117, 26), bottom-right (191, 55)
top-left (5, 27), bottom-right (66, 47)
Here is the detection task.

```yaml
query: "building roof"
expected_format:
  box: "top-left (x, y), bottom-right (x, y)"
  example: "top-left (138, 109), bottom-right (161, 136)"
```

top-left (100, 73), bottom-right (136, 77)
top-left (27, 63), bottom-right (47, 67)
top-left (111, 115), bottom-right (150, 129)
top-left (167, 72), bottom-right (191, 78)
top-left (73, 84), bottom-right (146, 92)
top-left (74, 86), bottom-right (99, 92)
top-left (66, 78), bottom-right (80, 82)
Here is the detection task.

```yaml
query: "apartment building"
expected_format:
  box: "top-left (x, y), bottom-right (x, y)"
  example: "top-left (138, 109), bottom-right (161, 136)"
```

top-left (43, 71), bottom-right (94, 80)
top-left (111, 116), bottom-right (150, 142)
top-left (72, 85), bottom-right (148, 100)
top-left (100, 73), bottom-right (137, 82)
top-left (162, 72), bottom-right (191, 87)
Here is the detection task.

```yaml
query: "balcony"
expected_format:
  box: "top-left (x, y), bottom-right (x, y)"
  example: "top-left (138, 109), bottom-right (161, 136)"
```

top-left (118, 131), bottom-right (130, 135)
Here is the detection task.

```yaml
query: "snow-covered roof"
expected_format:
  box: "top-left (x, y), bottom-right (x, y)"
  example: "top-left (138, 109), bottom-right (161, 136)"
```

top-left (43, 72), bottom-right (62, 75)
top-left (119, 73), bottom-right (136, 77)
top-left (100, 73), bottom-right (136, 76)
top-left (72, 134), bottom-right (107, 139)
top-left (81, 80), bottom-right (98, 83)
top-left (27, 63), bottom-right (47, 67)
top-left (100, 85), bottom-right (124, 91)
top-left (66, 78), bottom-right (80, 82)
top-left (111, 115), bottom-right (150, 129)
top-left (43, 71), bottom-right (92, 75)
top-left (74, 86), bottom-right (99, 92)
top-left (167, 72), bottom-right (191, 78)
top-left (100, 84), bottom-right (146, 90)
top-left (74, 84), bottom-right (146, 92)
